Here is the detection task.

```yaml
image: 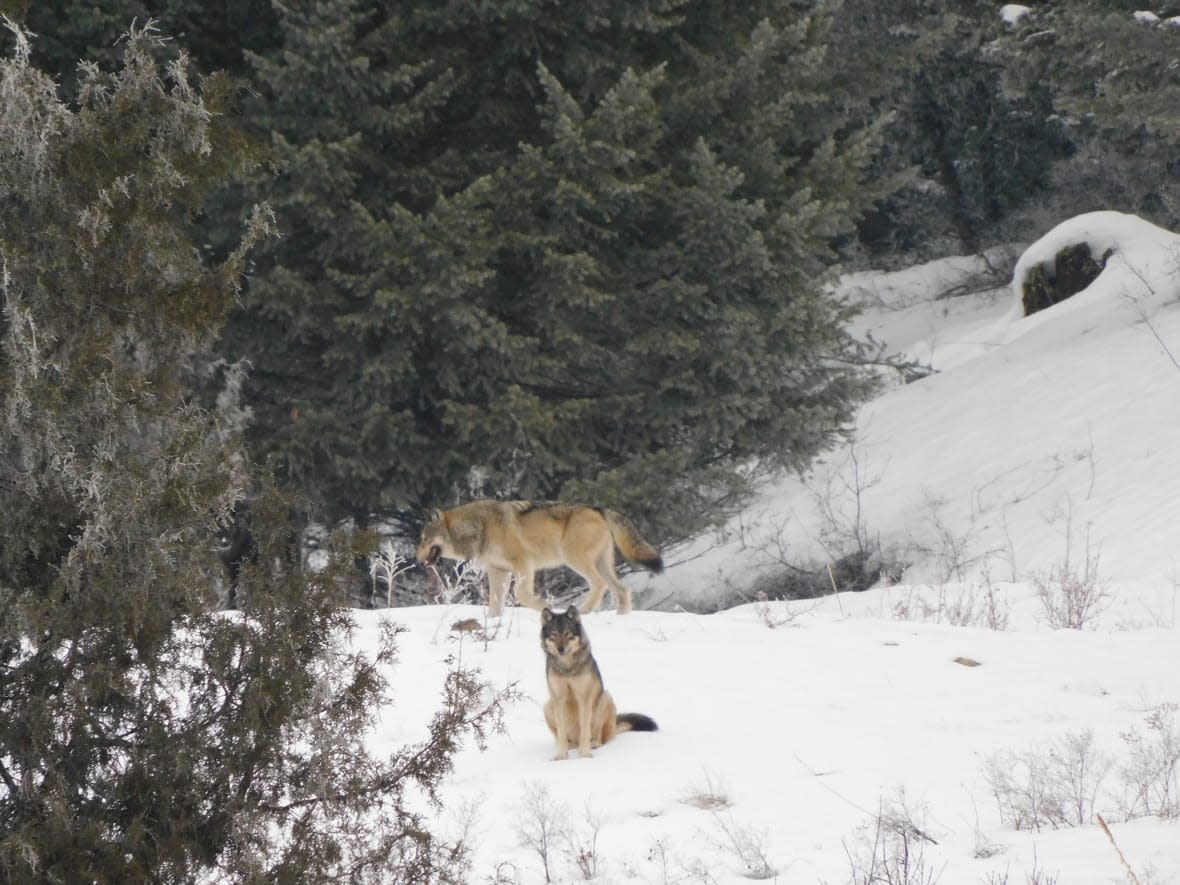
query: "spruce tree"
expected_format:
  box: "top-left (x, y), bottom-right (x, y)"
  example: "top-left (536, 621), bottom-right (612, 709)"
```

top-left (0, 23), bottom-right (505, 881)
top-left (227, 0), bottom-right (890, 542)
top-left (1000, 1), bottom-right (1180, 231)
top-left (828, 0), bottom-right (1071, 257)
top-left (476, 12), bottom-right (888, 535)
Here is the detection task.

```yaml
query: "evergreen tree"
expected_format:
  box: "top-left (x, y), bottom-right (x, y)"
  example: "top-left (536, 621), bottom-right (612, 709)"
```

top-left (1000, 1), bottom-right (1180, 231)
top-left (834, 0), bottom-right (1071, 258)
top-left (228, 0), bottom-right (888, 542)
top-left (0, 24), bottom-right (505, 881)
top-left (6, 0), bottom-right (279, 88)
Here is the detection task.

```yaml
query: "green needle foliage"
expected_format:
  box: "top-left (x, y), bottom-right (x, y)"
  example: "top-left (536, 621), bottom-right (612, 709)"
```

top-left (999, 0), bottom-right (1180, 232)
top-left (0, 23), bottom-right (508, 882)
top-left (8, 3), bottom-right (1170, 546)
top-left (227, 0), bottom-right (887, 541)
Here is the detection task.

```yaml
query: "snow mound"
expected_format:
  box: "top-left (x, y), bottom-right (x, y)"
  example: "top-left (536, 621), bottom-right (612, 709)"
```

top-left (1006, 209), bottom-right (1180, 324)
top-left (1000, 4), bottom-right (1031, 25)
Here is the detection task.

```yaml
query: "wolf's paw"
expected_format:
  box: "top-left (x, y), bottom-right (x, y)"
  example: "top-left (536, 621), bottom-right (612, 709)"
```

top-left (578, 747), bottom-right (594, 759)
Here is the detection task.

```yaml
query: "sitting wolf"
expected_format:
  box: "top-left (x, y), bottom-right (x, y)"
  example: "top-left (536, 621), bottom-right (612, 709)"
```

top-left (540, 606), bottom-right (657, 760)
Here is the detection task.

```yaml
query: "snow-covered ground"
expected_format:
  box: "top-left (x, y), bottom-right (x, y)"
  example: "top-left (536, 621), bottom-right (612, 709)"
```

top-left (363, 211), bottom-right (1180, 883)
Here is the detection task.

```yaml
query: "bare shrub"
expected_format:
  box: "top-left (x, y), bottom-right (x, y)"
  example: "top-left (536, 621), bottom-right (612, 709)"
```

top-left (647, 838), bottom-right (676, 885)
top-left (939, 583), bottom-right (983, 627)
top-left (1023, 850), bottom-right (1060, 885)
top-left (1117, 703), bottom-right (1180, 821)
top-left (744, 519), bottom-right (901, 604)
top-left (891, 583), bottom-right (977, 626)
top-left (515, 782), bottom-right (572, 883)
top-left (645, 839), bottom-right (724, 885)
top-left (484, 862), bottom-right (521, 884)
top-left (983, 730), bottom-right (1112, 831)
top-left (812, 445), bottom-right (881, 564)
top-left (682, 770), bottom-right (733, 811)
top-left (1035, 562), bottom-right (1109, 629)
top-left (965, 797), bottom-right (1003, 860)
top-left (744, 449), bottom-right (907, 605)
top-left (1035, 517), bottom-right (1108, 630)
top-left (367, 548), bottom-right (414, 608)
top-left (718, 443), bottom-right (903, 606)
top-left (889, 574), bottom-right (1010, 631)
top-left (680, 857), bottom-right (722, 885)
top-left (921, 494), bottom-right (985, 583)
top-left (980, 847), bottom-right (1062, 885)
top-left (838, 792), bottom-right (943, 885)
top-left (1025, 856), bottom-right (1060, 885)
top-left (983, 747), bottom-right (1061, 830)
top-left (708, 811), bottom-right (776, 880)
top-left (564, 803), bottom-right (604, 881)
top-left (430, 559), bottom-right (489, 607)
top-left (979, 565), bottom-right (1011, 631)
top-left (752, 591), bottom-right (807, 629)
top-left (1053, 730), bottom-right (1114, 826)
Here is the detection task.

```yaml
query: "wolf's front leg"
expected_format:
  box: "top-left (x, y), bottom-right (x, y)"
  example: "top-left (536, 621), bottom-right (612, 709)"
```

top-left (486, 567), bottom-right (511, 617)
top-left (576, 699), bottom-right (594, 758)
top-left (553, 722), bottom-right (571, 762)
top-left (512, 568), bottom-right (545, 610)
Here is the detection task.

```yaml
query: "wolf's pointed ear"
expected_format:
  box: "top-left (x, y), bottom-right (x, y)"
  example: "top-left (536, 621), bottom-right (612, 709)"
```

top-left (423, 507), bottom-right (441, 524)
top-left (565, 606), bottom-right (580, 621)
top-left (541, 608), bottom-right (555, 624)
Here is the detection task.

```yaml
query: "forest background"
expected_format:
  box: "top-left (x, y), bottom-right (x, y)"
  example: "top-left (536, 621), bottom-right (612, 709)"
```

top-left (10, 0), bottom-right (1178, 548)
top-left (3, 1), bottom-right (1180, 880)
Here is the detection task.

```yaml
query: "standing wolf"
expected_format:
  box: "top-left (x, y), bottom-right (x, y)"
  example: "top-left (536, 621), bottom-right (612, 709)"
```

top-left (416, 500), bottom-right (663, 615)
top-left (540, 606), bottom-right (657, 760)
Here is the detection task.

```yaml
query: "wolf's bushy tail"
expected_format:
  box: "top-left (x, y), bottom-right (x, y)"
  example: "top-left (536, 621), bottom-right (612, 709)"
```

top-left (602, 510), bottom-right (664, 573)
top-left (616, 712), bottom-right (658, 733)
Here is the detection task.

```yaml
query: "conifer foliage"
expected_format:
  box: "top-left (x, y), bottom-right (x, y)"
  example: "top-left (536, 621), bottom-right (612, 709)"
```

top-left (0, 23), bottom-right (506, 881)
top-left (229, 0), bottom-right (884, 540)
top-left (999, 0), bottom-right (1180, 232)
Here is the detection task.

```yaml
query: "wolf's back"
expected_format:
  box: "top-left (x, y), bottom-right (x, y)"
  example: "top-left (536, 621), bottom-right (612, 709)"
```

top-left (602, 510), bottom-right (663, 573)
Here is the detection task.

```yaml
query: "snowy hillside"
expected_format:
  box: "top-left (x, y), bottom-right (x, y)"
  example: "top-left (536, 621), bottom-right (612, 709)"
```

top-left (653, 211), bottom-right (1180, 612)
top-left (361, 212), bottom-right (1180, 884)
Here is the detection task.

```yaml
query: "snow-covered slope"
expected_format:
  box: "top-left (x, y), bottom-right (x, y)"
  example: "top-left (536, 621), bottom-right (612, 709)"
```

top-left (655, 211), bottom-right (1180, 610)
top-left (361, 599), bottom-right (1179, 884)
top-left (364, 212), bottom-right (1180, 884)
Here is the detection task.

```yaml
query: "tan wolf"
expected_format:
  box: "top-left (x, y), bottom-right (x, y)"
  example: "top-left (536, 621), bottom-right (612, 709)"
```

top-left (540, 606), bottom-right (657, 760)
top-left (416, 499), bottom-right (663, 615)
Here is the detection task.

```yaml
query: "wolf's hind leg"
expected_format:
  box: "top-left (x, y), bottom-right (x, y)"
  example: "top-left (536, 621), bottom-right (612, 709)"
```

top-left (575, 551), bottom-right (630, 613)
top-left (511, 567), bottom-right (545, 610)
top-left (569, 551), bottom-right (610, 611)
top-left (576, 573), bottom-right (611, 613)
top-left (600, 550), bottom-right (633, 614)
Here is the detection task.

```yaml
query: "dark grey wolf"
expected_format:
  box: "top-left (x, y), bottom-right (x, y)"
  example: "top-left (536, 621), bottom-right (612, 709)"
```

top-left (540, 606), bottom-right (657, 760)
